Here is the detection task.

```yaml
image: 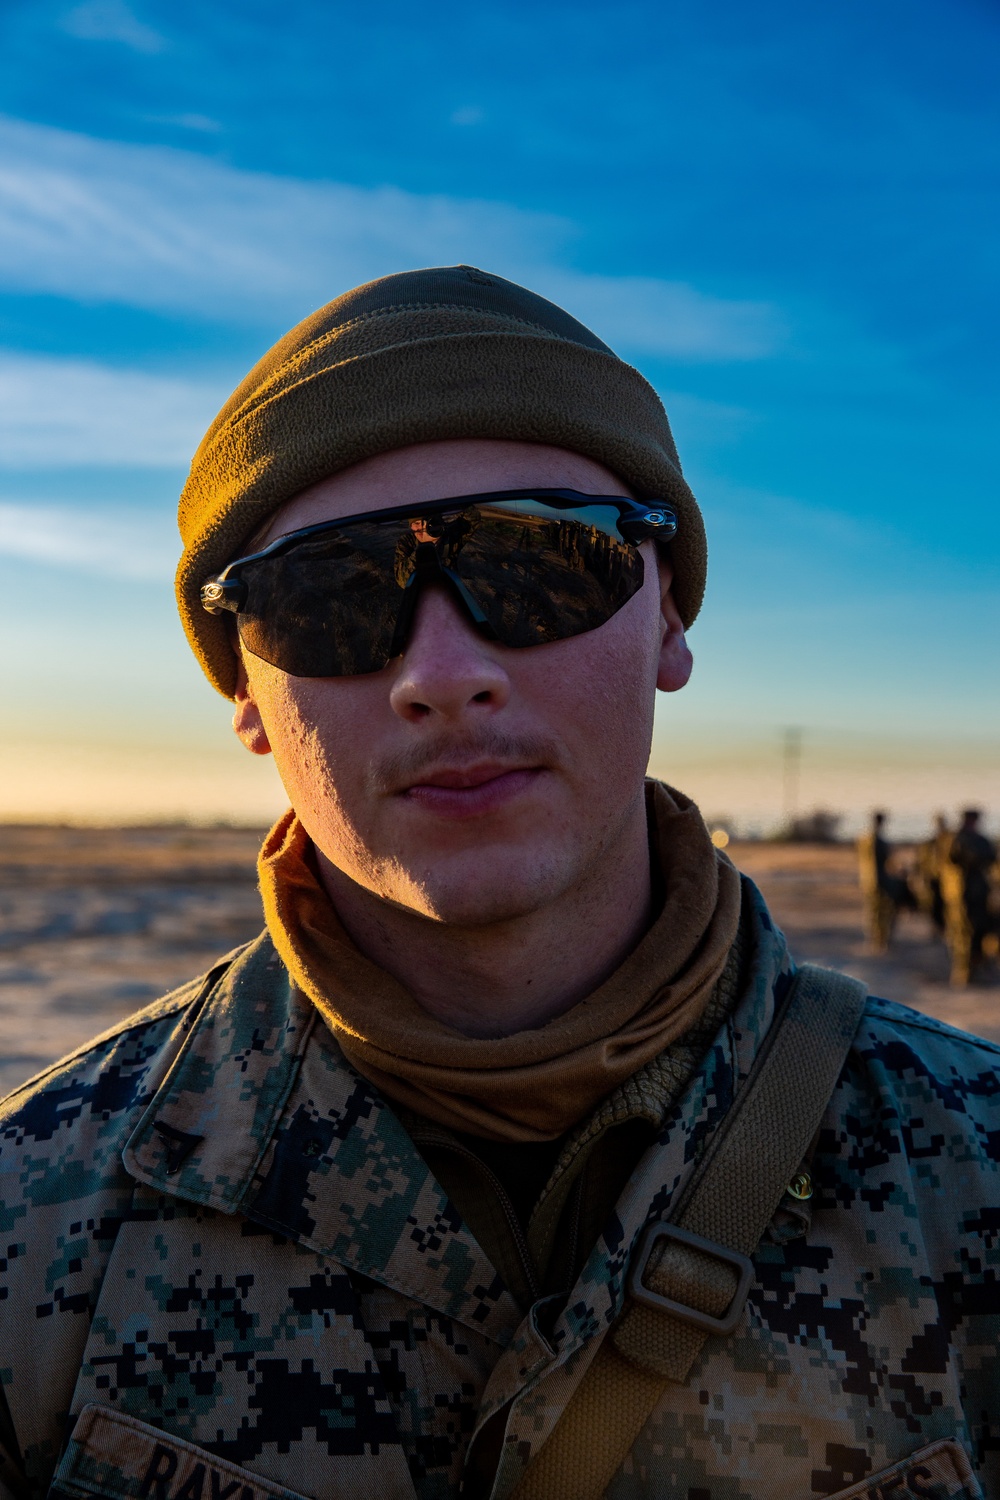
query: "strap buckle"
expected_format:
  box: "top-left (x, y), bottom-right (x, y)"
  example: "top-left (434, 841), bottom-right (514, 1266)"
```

top-left (626, 1222), bottom-right (754, 1337)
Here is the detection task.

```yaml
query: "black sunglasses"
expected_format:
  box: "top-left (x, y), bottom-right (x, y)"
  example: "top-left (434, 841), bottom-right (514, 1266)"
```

top-left (200, 488), bottom-right (678, 679)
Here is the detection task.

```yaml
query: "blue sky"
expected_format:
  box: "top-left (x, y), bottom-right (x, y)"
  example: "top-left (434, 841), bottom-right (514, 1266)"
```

top-left (0, 0), bottom-right (997, 825)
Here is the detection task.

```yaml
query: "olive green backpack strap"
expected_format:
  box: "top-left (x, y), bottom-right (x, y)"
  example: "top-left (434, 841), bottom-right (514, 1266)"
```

top-left (510, 963), bottom-right (868, 1500)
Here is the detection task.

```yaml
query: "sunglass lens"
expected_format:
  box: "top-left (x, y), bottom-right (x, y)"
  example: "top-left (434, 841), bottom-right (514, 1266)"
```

top-left (446, 502), bottom-right (645, 647)
top-left (236, 523), bottom-right (407, 676)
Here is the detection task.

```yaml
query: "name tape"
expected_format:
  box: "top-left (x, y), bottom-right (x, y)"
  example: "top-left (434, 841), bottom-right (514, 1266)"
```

top-left (831, 1440), bottom-right (982, 1500)
top-left (52, 1405), bottom-right (307, 1500)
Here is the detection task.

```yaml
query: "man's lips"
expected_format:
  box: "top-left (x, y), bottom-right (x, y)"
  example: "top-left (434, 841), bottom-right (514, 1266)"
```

top-left (409, 761), bottom-right (527, 791)
top-left (399, 763), bottom-right (543, 817)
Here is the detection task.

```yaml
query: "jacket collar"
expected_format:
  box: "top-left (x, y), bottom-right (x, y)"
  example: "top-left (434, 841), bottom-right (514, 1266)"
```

top-left (123, 930), bottom-right (523, 1345)
top-left (124, 933), bottom-right (314, 1209)
top-left (123, 882), bottom-right (792, 1358)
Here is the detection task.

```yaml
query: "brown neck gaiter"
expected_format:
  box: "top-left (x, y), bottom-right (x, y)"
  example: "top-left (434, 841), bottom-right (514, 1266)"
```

top-left (258, 782), bottom-right (742, 1143)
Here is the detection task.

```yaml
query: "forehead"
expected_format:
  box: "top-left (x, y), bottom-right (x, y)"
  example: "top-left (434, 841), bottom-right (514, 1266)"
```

top-left (256, 438), bottom-right (634, 546)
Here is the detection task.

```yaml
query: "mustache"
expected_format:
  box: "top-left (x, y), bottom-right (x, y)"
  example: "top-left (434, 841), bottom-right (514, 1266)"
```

top-left (371, 729), bottom-right (562, 793)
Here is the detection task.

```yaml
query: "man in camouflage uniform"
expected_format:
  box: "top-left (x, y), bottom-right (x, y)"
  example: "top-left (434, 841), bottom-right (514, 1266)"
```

top-left (857, 811), bottom-right (916, 954)
top-left (857, 810), bottom-right (897, 952)
top-left (915, 814), bottom-right (951, 938)
top-left (1, 268), bottom-right (997, 1500)
top-left (942, 808), bottom-right (998, 986)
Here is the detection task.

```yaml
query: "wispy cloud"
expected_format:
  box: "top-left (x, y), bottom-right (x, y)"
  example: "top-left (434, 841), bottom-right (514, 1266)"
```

top-left (538, 274), bottom-right (782, 361)
top-left (146, 113), bottom-right (222, 134)
top-left (60, 1), bottom-right (165, 53)
top-left (0, 502), bottom-right (174, 579)
top-left (0, 116), bottom-right (784, 362)
top-left (0, 352), bottom-right (224, 466)
top-left (0, 115), bottom-right (560, 320)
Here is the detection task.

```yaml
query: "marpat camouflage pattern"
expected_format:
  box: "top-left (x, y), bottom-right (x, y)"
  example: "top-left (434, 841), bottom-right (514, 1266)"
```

top-left (0, 879), bottom-right (997, 1500)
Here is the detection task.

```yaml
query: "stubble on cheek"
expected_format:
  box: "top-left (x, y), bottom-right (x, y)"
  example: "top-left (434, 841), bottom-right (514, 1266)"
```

top-left (260, 697), bottom-right (574, 922)
top-left (255, 682), bottom-right (426, 907)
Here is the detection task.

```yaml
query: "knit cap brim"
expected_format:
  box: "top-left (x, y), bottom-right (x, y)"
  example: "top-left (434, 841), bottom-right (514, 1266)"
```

top-left (176, 265), bottom-right (707, 698)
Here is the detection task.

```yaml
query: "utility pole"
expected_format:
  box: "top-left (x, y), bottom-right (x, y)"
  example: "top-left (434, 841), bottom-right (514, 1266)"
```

top-left (782, 726), bottom-right (802, 829)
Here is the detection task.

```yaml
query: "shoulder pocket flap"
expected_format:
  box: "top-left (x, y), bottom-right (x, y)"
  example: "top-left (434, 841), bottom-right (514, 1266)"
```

top-left (827, 1440), bottom-right (983, 1500)
top-left (48, 1406), bottom-right (311, 1500)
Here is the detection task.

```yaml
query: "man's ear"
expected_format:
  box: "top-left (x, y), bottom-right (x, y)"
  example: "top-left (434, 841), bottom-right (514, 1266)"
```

top-left (232, 654), bottom-right (273, 756)
top-left (655, 554), bottom-right (694, 693)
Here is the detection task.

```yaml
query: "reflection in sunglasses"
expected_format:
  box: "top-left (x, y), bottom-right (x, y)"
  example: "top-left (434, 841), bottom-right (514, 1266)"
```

top-left (220, 496), bottom-right (658, 678)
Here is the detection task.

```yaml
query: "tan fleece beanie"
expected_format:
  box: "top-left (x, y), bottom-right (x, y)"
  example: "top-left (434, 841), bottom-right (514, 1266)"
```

top-left (176, 264), bottom-right (708, 698)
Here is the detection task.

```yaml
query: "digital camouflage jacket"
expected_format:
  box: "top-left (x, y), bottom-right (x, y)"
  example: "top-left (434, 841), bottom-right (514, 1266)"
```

top-left (0, 881), bottom-right (998, 1500)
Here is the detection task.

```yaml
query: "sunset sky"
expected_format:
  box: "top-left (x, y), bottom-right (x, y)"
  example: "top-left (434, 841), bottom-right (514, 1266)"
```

top-left (1, 0), bottom-right (997, 832)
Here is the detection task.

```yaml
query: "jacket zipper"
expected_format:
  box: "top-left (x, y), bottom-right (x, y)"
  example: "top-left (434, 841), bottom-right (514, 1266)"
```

top-left (410, 1133), bottom-right (540, 1304)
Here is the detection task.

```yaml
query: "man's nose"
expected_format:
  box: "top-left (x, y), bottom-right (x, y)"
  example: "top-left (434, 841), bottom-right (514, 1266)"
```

top-left (388, 582), bottom-right (512, 723)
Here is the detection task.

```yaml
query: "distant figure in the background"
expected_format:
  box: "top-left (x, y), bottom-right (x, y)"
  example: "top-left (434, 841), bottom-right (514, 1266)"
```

top-left (858, 809), bottom-right (913, 953)
top-left (915, 813), bottom-right (951, 937)
top-left (942, 808), bottom-right (997, 986)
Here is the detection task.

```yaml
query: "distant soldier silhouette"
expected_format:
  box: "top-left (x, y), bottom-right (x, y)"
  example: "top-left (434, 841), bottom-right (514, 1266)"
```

top-left (916, 813), bottom-right (951, 937)
top-left (943, 808), bottom-right (997, 985)
top-left (857, 810), bottom-right (913, 952)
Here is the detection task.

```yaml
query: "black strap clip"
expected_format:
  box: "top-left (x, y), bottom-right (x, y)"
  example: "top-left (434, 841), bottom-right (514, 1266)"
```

top-left (626, 1221), bottom-right (754, 1337)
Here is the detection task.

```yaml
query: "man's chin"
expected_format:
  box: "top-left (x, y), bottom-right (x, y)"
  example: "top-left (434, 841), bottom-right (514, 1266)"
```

top-left (379, 853), bottom-right (569, 929)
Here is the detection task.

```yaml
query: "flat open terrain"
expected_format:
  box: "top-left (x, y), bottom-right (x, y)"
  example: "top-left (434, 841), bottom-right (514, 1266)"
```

top-left (732, 841), bottom-right (1000, 1044)
top-left (0, 824), bottom-right (266, 1097)
top-left (0, 826), bottom-right (995, 1099)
